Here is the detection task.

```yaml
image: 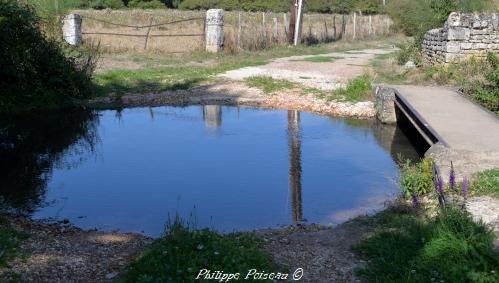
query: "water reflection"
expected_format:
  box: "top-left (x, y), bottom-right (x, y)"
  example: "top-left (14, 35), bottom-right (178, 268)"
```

top-left (0, 105), bottom-right (422, 235)
top-left (0, 108), bottom-right (99, 214)
top-left (287, 110), bottom-right (303, 224)
top-left (203, 105), bottom-right (222, 128)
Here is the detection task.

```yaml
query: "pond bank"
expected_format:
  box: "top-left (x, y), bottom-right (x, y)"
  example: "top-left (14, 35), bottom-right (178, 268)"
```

top-left (0, 213), bottom-right (377, 282)
top-left (86, 81), bottom-right (375, 119)
top-left (0, 214), bottom-right (152, 282)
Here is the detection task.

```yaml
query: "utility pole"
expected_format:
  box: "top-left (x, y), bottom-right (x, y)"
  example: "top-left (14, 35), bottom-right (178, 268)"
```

top-left (293, 0), bottom-right (304, 46)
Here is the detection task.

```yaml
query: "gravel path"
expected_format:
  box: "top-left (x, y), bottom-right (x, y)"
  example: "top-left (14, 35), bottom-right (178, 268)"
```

top-left (220, 48), bottom-right (395, 91)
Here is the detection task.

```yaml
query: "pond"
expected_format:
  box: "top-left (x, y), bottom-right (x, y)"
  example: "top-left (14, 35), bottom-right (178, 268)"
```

top-left (0, 106), bottom-right (421, 236)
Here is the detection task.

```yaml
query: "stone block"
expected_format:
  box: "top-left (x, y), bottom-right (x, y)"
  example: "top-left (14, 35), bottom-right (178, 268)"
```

top-left (374, 86), bottom-right (397, 124)
top-left (448, 27), bottom-right (470, 40)
top-left (205, 9), bottom-right (224, 53)
top-left (62, 14), bottom-right (82, 46)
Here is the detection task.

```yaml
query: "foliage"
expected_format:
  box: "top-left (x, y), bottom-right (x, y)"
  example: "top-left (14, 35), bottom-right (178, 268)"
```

top-left (128, 0), bottom-right (165, 9)
top-left (400, 158), bottom-right (435, 198)
top-left (118, 215), bottom-right (276, 282)
top-left (470, 169), bottom-right (499, 198)
top-left (179, 0), bottom-right (384, 13)
top-left (425, 53), bottom-right (499, 114)
top-left (396, 42), bottom-right (422, 66)
top-left (89, 0), bottom-right (125, 9)
top-left (0, 0), bottom-right (94, 112)
top-left (354, 206), bottom-right (499, 283)
top-left (245, 76), bottom-right (297, 94)
top-left (0, 217), bottom-right (27, 267)
top-left (298, 56), bottom-right (338, 63)
top-left (330, 74), bottom-right (372, 102)
top-left (386, 0), bottom-right (495, 47)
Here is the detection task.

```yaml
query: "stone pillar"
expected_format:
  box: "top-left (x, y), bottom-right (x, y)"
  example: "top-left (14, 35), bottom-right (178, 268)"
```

top-left (374, 85), bottom-right (397, 124)
top-left (205, 9), bottom-right (224, 53)
top-left (62, 14), bottom-right (82, 46)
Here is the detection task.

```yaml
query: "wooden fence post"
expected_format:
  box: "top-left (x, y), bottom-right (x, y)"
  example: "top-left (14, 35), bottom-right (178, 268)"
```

top-left (324, 20), bottom-right (328, 40)
top-left (333, 15), bottom-right (337, 40)
top-left (353, 12), bottom-right (356, 39)
top-left (283, 13), bottom-right (289, 39)
top-left (143, 17), bottom-right (153, 50)
top-left (262, 12), bottom-right (266, 41)
top-left (273, 17), bottom-right (278, 42)
top-left (237, 12), bottom-right (242, 50)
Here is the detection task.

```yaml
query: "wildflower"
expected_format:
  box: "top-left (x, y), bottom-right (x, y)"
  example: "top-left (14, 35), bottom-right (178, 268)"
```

top-left (411, 192), bottom-right (420, 208)
top-left (436, 178), bottom-right (446, 208)
top-left (462, 176), bottom-right (468, 199)
top-left (449, 161), bottom-right (456, 191)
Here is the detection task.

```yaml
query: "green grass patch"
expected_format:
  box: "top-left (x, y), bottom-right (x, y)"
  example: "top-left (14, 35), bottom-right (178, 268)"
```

top-left (354, 206), bottom-right (499, 283)
top-left (400, 158), bottom-right (435, 198)
top-left (470, 169), bottom-right (499, 198)
top-left (0, 216), bottom-right (27, 267)
top-left (329, 74), bottom-right (373, 102)
top-left (118, 217), bottom-right (277, 282)
top-left (295, 56), bottom-right (339, 63)
top-left (245, 76), bottom-right (297, 94)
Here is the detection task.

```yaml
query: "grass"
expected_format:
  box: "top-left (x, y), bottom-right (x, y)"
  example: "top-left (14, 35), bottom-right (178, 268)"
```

top-left (470, 169), bottom-right (499, 198)
top-left (118, 216), bottom-right (277, 283)
top-left (295, 56), bottom-right (339, 63)
top-left (354, 205), bottom-right (499, 283)
top-left (245, 76), bottom-right (297, 94)
top-left (329, 74), bottom-right (373, 102)
top-left (0, 216), bottom-right (27, 268)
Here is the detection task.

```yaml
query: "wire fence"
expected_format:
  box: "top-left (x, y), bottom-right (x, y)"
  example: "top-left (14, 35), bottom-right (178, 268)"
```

top-left (79, 13), bottom-right (206, 53)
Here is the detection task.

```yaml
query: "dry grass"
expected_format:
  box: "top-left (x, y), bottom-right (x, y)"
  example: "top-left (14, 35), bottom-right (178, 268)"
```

top-left (74, 9), bottom-right (392, 54)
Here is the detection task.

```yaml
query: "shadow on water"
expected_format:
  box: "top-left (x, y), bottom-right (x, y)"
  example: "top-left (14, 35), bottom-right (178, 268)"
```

top-left (0, 108), bottom-right (99, 214)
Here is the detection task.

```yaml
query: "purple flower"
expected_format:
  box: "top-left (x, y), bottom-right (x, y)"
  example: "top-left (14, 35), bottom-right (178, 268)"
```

top-left (449, 162), bottom-right (455, 191)
top-left (411, 192), bottom-right (420, 208)
top-left (437, 179), bottom-right (444, 195)
top-left (462, 176), bottom-right (468, 199)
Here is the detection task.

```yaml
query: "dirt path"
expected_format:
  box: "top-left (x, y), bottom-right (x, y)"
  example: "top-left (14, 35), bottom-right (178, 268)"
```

top-left (257, 218), bottom-right (377, 283)
top-left (0, 216), bottom-right (152, 282)
top-left (220, 48), bottom-right (395, 91)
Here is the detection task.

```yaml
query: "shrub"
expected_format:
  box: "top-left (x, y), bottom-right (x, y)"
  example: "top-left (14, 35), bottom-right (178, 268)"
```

top-left (128, 0), bottom-right (165, 9)
top-left (119, 216), bottom-right (276, 282)
top-left (89, 0), bottom-right (126, 9)
top-left (400, 158), bottom-right (435, 197)
top-left (355, 206), bottom-right (499, 283)
top-left (0, 0), bottom-right (93, 112)
top-left (387, 0), bottom-right (495, 47)
top-left (396, 42), bottom-right (422, 66)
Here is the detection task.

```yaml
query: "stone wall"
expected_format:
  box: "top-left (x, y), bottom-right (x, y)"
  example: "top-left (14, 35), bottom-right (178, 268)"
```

top-left (423, 12), bottom-right (499, 64)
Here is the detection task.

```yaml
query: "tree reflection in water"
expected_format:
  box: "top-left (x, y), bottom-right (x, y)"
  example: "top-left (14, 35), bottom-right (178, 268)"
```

top-left (0, 108), bottom-right (99, 214)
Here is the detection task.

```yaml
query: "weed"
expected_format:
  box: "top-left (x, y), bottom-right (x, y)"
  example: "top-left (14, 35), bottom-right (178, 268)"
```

top-left (354, 206), bottom-right (499, 283)
top-left (245, 76), bottom-right (297, 94)
top-left (329, 74), bottom-right (373, 102)
top-left (118, 215), bottom-right (277, 282)
top-left (0, 216), bottom-right (27, 267)
top-left (400, 158), bottom-right (435, 198)
top-left (470, 169), bottom-right (499, 198)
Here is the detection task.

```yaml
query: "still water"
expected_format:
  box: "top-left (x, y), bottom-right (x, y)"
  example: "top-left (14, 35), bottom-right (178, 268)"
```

top-left (0, 106), bottom-right (420, 236)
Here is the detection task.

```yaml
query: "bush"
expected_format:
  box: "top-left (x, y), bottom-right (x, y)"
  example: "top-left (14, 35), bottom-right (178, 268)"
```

top-left (128, 0), bottom-right (165, 9)
top-left (0, 0), bottom-right (93, 112)
top-left (387, 0), bottom-right (495, 47)
top-left (119, 216), bottom-right (276, 282)
top-left (400, 158), bottom-right (435, 197)
top-left (396, 42), bottom-right (423, 66)
top-left (89, 0), bottom-right (125, 9)
top-left (355, 206), bottom-right (499, 283)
